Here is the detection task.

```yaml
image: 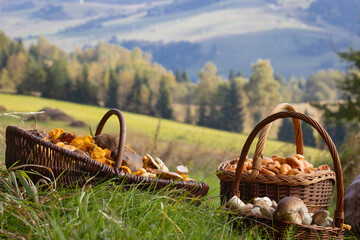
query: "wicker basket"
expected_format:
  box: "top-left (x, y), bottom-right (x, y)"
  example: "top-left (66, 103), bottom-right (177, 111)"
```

top-left (217, 103), bottom-right (336, 212)
top-left (5, 109), bottom-right (209, 199)
top-left (224, 111), bottom-right (345, 239)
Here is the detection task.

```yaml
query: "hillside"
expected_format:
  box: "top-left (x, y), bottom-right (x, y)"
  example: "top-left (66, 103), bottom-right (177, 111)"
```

top-left (0, 0), bottom-right (358, 79)
top-left (0, 93), bottom-right (328, 168)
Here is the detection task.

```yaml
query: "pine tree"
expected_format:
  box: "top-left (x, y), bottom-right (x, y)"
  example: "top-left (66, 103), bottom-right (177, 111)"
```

top-left (229, 69), bottom-right (235, 80)
top-left (126, 73), bottom-right (142, 113)
top-left (301, 111), bottom-right (316, 147)
top-left (220, 78), bottom-right (245, 132)
top-left (277, 118), bottom-right (294, 143)
top-left (182, 70), bottom-right (191, 83)
top-left (106, 68), bottom-right (119, 109)
top-left (42, 59), bottom-right (69, 99)
top-left (301, 120), bottom-right (316, 147)
top-left (197, 99), bottom-right (208, 127)
top-left (175, 68), bottom-right (183, 83)
top-left (80, 63), bottom-right (97, 105)
top-left (155, 78), bottom-right (172, 119)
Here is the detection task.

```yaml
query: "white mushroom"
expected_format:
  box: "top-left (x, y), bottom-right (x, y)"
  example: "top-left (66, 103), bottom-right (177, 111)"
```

top-left (176, 165), bottom-right (189, 175)
top-left (302, 213), bottom-right (313, 225)
top-left (312, 210), bottom-right (331, 226)
top-left (143, 154), bottom-right (161, 171)
top-left (271, 200), bottom-right (278, 209)
top-left (249, 207), bottom-right (262, 216)
top-left (226, 196), bottom-right (246, 212)
top-left (241, 203), bottom-right (254, 214)
top-left (298, 205), bottom-right (309, 219)
top-left (273, 197), bottom-right (305, 223)
top-left (253, 197), bottom-right (272, 208)
top-left (155, 157), bottom-right (169, 172)
top-left (155, 171), bottom-right (183, 180)
top-left (260, 206), bottom-right (275, 218)
top-left (284, 212), bottom-right (302, 224)
top-left (320, 217), bottom-right (333, 227)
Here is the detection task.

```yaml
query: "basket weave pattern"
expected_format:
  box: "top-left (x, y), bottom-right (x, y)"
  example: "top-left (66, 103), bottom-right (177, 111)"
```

top-left (217, 103), bottom-right (336, 212)
top-left (224, 111), bottom-right (344, 239)
top-left (5, 109), bottom-right (209, 199)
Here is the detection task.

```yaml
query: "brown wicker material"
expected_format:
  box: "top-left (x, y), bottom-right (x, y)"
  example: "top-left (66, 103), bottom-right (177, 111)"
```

top-left (228, 111), bottom-right (344, 239)
top-left (217, 103), bottom-right (336, 212)
top-left (234, 214), bottom-right (344, 239)
top-left (5, 109), bottom-right (209, 199)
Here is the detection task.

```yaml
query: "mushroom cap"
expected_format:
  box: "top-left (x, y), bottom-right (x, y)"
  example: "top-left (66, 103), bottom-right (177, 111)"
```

top-left (155, 157), bottom-right (169, 172)
top-left (241, 203), bottom-right (254, 214)
top-left (274, 197), bottom-right (305, 217)
top-left (176, 165), bottom-right (189, 175)
top-left (271, 200), bottom-right (278, 209)
top-left (226, 196), bottom-right (246, 211)
top-left (155, 171), bottom-right (183, 180)
top-left (249, 207), bottom-right (262, 216)
top-left (260, 206), bottom-right (275, 218)
top-left (312, 210), bottom-right (330, 225)
top-left (253, 197), bottom-right (272, 208)
top-left (143, 154), bottom-right (161, 170)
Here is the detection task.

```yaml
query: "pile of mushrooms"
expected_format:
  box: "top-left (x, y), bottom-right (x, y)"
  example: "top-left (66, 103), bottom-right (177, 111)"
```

top-left (225, 154), bottom-right (330, 176)
top-left (121, 154), bottom-right (196, 182)
top-left (226, 196), bottom-right (342, 228)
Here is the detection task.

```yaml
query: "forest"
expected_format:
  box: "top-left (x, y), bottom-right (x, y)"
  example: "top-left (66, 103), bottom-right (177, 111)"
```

top-left (0, 29), bottom-right (356, 147)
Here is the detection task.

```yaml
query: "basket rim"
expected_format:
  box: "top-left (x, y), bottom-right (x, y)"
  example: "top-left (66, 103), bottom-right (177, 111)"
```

top-left (216, 158), bottom-right (336, 186)
top-left (6, 125), bottom-right (209, 188)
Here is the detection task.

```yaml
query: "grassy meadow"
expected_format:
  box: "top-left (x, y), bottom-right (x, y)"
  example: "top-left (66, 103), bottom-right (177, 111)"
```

top-left (0, 93), bottom-right (347, 239)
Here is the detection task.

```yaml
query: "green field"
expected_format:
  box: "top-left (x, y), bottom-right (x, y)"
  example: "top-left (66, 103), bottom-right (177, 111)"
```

top-left (0, 93), bottom-right (334, 194)
top-left (0, 93), bottom-right (328, 164)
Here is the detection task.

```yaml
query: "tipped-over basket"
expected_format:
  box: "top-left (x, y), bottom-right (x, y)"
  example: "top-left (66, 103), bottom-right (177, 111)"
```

top-left (221, 111), bottom-right (345, 239)
top-left (217, 103), bottom-right (336, 212)
top-left (6, 109), bottom-right (209, 199)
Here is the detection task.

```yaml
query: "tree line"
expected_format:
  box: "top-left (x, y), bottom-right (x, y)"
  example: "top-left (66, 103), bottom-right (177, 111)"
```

top-left (0, 30), bottom-right (351, 147)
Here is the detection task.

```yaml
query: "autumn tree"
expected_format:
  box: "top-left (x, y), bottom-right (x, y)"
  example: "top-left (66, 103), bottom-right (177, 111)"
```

top-left (196, 62), bottom-right (221, 126)
top-left (6, 52), bottom-right (28, 90)
top-left (304, 69), bottom-right (344, 102)
top-left (245, 59), bottom-right (281, 123)
top-left (17, 58), bottom-right (46, 94)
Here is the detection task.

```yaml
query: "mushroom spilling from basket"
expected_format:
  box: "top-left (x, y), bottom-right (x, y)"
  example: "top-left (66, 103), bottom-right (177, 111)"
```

top-left (225, 196), bottom-right (352, 230)
top-left (224, 154), bottom-right (330, 175)
top-left (30, 128), bottom-right (195, 182)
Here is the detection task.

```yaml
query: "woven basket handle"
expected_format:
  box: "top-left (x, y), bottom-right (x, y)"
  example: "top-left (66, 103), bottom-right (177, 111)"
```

top-left (94, 109), bottom-right (126, 170)
top-left (231, 111), bottom-right (344, 228)
top-left (248, 103), bottom-right (304, 182)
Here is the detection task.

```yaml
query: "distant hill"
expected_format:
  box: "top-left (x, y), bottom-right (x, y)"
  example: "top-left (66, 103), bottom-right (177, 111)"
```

top-left (0, 0), bottom-right (359, 79)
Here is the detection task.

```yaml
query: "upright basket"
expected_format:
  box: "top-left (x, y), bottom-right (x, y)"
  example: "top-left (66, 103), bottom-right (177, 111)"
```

top-left (227, 111), bottom-right (345, 239)
top-left (217, 103), bottom-right (336, 212)
top-left (6, 109), bottom-right (209, 199)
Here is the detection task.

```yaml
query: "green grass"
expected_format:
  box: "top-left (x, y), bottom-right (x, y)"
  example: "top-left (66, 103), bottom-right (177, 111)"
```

top-left (0, 170), bottom-right (280, 240)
